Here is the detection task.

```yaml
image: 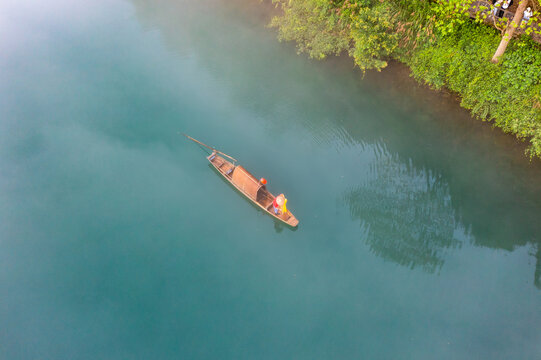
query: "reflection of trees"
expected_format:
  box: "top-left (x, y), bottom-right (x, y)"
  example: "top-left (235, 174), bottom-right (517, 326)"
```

top-left (344, 154), bottom-right (461, 274)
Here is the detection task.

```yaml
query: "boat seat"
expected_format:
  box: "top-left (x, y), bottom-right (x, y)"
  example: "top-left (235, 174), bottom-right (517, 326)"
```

top-left (213, 157), bottom-right (225, 167)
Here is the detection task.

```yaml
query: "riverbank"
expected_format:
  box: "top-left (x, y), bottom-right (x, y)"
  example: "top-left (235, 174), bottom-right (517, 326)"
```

top-left (267, 0), bottom-right (541, 160)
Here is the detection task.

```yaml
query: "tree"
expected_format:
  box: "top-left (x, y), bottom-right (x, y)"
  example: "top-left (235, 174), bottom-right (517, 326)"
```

top-left (491, 0), bottom-right (530, 63)
top-left (270, 0), bottom-right (351, 60)
top-left (431, 0), bottom-right (474, 36)
top-left (347, 2), bottom-right (398, 72)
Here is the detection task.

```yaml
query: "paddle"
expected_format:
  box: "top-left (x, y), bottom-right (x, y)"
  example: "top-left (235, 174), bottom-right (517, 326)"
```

top-left (181, 133), bottom-right (238, 163)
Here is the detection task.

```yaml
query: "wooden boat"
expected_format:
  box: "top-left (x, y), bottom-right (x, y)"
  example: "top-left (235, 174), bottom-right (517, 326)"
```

top-left (184, 134), bottom-right (299, 227)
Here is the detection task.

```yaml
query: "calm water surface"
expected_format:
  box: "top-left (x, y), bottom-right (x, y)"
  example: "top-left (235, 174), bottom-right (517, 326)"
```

top-left (1, 0), bottom-right (541, 359)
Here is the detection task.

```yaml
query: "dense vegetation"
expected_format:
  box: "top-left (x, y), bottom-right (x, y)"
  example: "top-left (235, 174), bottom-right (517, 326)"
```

top-left (270, 0), bottom-right (541, 158)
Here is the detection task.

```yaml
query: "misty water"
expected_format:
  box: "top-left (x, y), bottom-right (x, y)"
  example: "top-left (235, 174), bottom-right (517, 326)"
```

top-left (1, 0), bottom-right (541, 359)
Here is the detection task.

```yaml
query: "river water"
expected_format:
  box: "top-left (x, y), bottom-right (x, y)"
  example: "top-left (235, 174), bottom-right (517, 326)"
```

top-left (1, 0), bottom-right (540, 359)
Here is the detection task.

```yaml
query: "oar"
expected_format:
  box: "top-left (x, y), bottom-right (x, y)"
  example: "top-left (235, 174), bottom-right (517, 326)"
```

top-left (181, 133), bottom-right (238, 163)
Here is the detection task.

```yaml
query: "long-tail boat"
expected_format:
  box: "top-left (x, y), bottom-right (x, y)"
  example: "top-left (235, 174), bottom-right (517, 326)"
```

top-left (184, 134), bottom-right (299, 227)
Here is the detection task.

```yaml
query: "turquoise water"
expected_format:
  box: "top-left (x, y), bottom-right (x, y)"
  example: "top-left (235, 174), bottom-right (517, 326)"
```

top-left (1, 0), bottom-right (541, 358)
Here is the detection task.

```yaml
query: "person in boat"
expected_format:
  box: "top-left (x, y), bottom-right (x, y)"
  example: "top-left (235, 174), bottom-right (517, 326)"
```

top-left (259, 178), bottom-right (267, 190)
top-left (273, 194), bottom-right (287, 215)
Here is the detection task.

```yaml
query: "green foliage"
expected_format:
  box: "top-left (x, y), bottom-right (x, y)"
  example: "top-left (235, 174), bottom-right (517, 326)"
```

top-left (349, 4), bottom-right (398, 72)
top-left (270, 0), bottom-right (541, 158)
top-left (431, 0), bottom-right (473, 36)
top-left (271, 0), bottom-right (399, 72)
top-left (270, 0), bottom-right (350, 59)
top-left (502, 37), bottom-right (541, 92)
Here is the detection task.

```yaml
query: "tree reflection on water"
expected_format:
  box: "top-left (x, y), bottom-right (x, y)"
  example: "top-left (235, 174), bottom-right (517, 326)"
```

top-left (344, 153), bottom-right (462, 274)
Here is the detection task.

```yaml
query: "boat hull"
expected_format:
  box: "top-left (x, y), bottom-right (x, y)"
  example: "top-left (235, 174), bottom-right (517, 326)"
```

top-left (207, 152), bottom-right (299, 227)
